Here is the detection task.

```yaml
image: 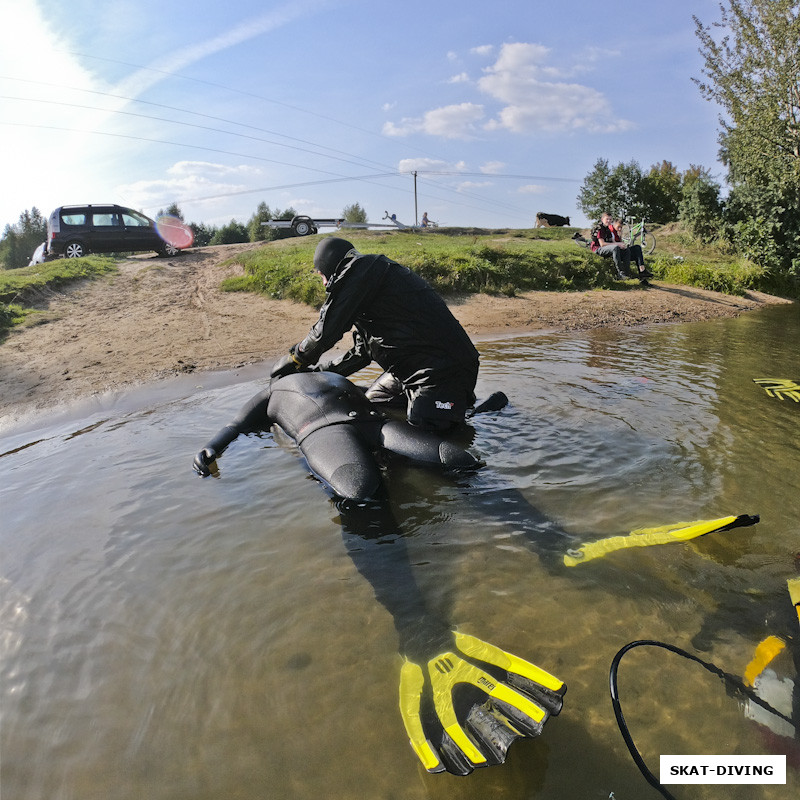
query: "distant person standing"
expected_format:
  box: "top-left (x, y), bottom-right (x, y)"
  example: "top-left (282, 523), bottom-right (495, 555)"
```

top-left (270, 237), bottom-right (480, 432)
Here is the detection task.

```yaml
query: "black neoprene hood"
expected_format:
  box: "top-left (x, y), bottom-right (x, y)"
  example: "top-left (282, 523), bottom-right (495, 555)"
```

top-left (313, 237), bottom-right (356, 279)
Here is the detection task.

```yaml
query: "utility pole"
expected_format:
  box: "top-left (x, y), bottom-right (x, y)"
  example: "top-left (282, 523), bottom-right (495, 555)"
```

top-left (413, 171), bottom-right (418, 226)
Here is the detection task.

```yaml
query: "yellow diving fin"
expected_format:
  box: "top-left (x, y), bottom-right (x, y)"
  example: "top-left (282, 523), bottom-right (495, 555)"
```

top-left (743, 577), bottom-right (800, 686)
top-left (563, 514), bottom-right (759, 567)
top-left (744, 635), bottom-right (786, 687)
top-left (398, 632), bottom-right (565, 776)
top-left (753, 378), bottom-right (800, 402)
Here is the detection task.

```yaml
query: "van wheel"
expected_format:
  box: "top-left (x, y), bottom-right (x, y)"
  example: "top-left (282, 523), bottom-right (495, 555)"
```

top-left (65, 241), bottom-right (86, 258)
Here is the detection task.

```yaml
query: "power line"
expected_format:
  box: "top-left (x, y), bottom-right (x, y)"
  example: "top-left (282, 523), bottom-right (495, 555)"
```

top-left (0, 93), bottom-right (395, 175)
top-left (0, 76), bottom-right (395, 174)
top-left (1, 60), bottom-right (579, 223)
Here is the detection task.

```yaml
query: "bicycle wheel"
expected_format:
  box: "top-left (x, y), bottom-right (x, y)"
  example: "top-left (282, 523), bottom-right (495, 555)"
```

top-left (641, 232), bottom-right (656, 255)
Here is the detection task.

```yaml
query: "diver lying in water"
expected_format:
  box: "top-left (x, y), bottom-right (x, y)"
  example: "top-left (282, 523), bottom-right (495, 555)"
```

top-left (193, 369), bottom-right (565, 776)
top-left (192, 370), bottom-right (480, 497)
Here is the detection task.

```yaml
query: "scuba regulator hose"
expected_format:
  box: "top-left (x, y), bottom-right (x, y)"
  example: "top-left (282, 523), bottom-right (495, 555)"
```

top-left (609, 639), bottom-right (796, 800)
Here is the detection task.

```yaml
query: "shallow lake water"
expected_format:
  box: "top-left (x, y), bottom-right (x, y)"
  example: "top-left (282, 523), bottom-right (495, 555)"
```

top-left (1, 304), bottom-right (798, 799)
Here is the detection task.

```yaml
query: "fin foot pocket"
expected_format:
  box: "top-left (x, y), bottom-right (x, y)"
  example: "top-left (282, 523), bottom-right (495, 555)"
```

top-left (398, 633), bottom-right (566, 775)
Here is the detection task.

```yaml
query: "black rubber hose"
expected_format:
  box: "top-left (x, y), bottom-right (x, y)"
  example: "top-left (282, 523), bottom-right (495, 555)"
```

top-left (609, 639), bottom-right (795, 799)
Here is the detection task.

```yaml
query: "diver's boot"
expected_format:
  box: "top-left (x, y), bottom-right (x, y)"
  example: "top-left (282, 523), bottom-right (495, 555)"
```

top-left (398, 632), bottom-right (566, 775)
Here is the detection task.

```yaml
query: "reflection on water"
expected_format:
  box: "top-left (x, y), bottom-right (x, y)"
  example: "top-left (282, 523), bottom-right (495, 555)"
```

top-left (1, 304), bottom-right (798, 799)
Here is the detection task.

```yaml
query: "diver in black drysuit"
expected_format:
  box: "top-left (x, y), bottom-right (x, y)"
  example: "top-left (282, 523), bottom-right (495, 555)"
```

top-left (270, 237), bottom-right (480, 432)
top-left (192, 370), bottom-right (479, 498)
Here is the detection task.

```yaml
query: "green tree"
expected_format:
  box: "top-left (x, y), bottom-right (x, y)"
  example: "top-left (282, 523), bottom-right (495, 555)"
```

top-left (157, 203), bottom-right (184, 220)
top-left (341, 202), bottom-right (368, 224)
top-left (679, 170), bottom-right (724, 242)
top-left (248, 201), bottom-right (274, 242)
top-left (210, 220), bottom-right (248, 245)
top-left (693, 0), bottom-right (800, 280)
top-left (247, 203), bottom-right (296, 241)
top-left (189, 222), bottom-right (218, 247)
top-left (577, 160), bottom-right (650, 222)
top-left (0, 207), bottom-right (48, 269)
top-left (644, 161), bottom-right (683, 223)
top-left (579, 159), bottom-right (721, 227)
top-left (576, 158), bottom-right (614, 221)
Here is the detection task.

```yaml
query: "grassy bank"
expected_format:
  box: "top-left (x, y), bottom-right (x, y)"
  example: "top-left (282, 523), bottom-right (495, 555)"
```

top-left (0, 225), bottom-right (793, 337)
top-left (220, 227), bottom-right (626, 307)
top-left (0, 256), bottom-right (117, 335)
top-left (220, 224), bottom-right (792, 307)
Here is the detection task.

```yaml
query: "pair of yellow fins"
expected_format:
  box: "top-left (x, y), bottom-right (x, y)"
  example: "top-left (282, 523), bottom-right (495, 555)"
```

top-left (399, 513), bottom-right (761, 775)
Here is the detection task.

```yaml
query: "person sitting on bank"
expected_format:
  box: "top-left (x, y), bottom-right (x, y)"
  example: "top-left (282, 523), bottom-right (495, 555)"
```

top-left (591, 213), bottom-right (652, 283)
top-left (271, 237), bottom-right (480, 433)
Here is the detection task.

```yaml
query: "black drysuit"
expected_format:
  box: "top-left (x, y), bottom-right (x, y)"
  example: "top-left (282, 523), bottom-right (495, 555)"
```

top-left (294, 254), bottom-right (480, 429)
top-left (193, 371), bottom-right (478, 501)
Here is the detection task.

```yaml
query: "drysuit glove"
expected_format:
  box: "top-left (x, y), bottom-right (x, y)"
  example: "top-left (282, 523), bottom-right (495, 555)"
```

top-left (270, 354), bottom-right (299, 379)
top-left (193, 447), bottom-right (217, 476)
top-left (270, 348), bottom-right (308, 379)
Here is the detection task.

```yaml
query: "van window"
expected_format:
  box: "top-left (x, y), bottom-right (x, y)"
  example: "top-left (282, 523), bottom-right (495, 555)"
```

top-left (61, 212), bottom-right (86, 226)
top-left (92, 213), bottom-right (119, 227)
top-left (121, 211), bottom-right (150, 227)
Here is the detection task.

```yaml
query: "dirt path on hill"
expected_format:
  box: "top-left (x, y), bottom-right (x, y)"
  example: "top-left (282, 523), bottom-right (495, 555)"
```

top-left (0, 242), bottom-right (791, 423)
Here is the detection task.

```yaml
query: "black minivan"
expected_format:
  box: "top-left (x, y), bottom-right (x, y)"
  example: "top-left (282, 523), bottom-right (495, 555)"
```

top-left (46, 204), bottom-right (187, 258)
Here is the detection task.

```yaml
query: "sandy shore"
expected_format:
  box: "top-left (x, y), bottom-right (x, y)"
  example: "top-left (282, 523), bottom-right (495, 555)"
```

top-left (1, 241), bottom-right (791, 425)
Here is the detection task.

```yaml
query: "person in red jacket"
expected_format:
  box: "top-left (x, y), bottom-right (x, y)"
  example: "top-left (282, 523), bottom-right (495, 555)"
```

top-left (591, 213), bottom-right (652, 283)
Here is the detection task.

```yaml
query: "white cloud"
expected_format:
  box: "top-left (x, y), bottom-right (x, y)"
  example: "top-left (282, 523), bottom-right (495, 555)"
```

top-left (167, 161), bottom-right (260, 178)
top-left (518, 184), bottom-right (547, 194)
top-left (383, 102), bottom-right (485, 139)
top-left (397, 158), bottom-right (467, 174)
top-left (457, 180), bottom-right (493, 191)
top-left (480, 161), bottom-right (506, 174)
top-left (111, 2), bottom-right (328, 100)
top-left (574, 46), bottom-right (623, 73)
top-left (0, 2), bottom-right (115, 225)
top-left (478, 42), bottom-right (633, 134)
top-left (382, 41), bottom-right (631, 145)
top-left (116, 161), bottom-right (262, 212)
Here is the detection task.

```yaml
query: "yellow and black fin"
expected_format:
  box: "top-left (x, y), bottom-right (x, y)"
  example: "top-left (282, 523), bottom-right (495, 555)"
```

top-left (398, 632), bottom-right (565, 776)
top-left (563, 514), bottom-right (759, 567)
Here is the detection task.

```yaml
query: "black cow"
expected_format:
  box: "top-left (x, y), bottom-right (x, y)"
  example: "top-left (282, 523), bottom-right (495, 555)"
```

top-left (535, 212), bottom-right (571, 227)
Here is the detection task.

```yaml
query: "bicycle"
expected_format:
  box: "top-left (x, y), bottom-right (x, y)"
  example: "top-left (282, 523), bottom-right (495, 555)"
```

top-left (620, 217), bottom-right (656, 255)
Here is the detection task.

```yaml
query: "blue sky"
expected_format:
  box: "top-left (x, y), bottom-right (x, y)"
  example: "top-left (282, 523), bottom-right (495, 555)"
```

top-left (1, 0), bottom-right (726, 232)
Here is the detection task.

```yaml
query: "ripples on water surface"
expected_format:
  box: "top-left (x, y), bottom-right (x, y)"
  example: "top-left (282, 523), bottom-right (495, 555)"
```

top-left (1, 304), bottom-right (798, 799)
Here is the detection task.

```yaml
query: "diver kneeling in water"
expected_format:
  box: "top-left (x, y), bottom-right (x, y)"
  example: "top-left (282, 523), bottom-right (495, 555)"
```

top-left (192, 369), bottom-right (566, 777)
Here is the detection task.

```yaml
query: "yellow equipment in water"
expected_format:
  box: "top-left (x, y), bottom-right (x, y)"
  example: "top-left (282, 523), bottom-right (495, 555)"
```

top-left (398, 632), bottom-right (565, 775)
top-left (563, 514), bottom-right (759, 567)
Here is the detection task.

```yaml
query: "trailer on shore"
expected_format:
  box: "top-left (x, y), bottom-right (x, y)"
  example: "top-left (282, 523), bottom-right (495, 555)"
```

top-left (262, 212), bottom-right (427, 237)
